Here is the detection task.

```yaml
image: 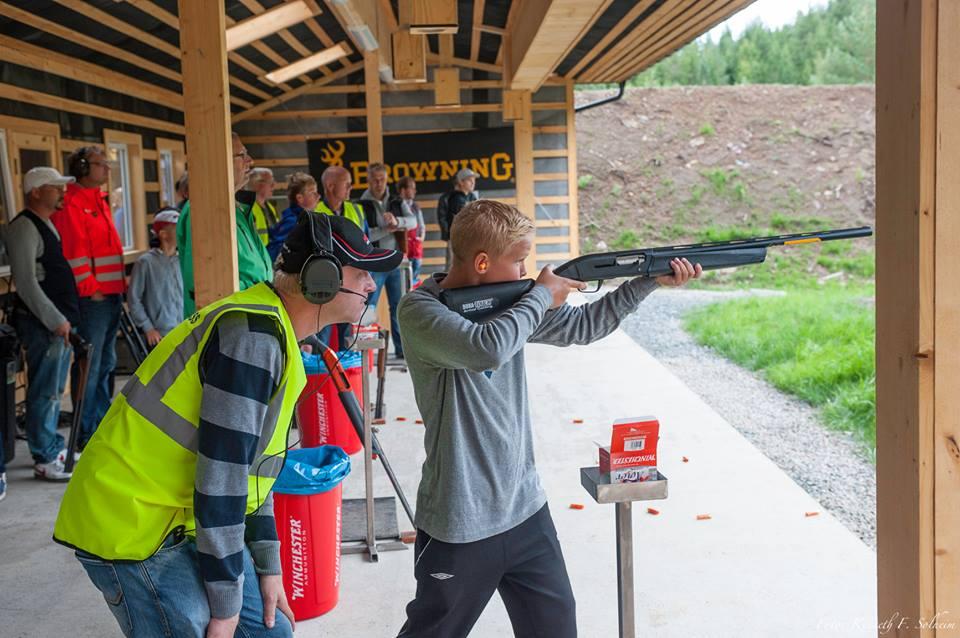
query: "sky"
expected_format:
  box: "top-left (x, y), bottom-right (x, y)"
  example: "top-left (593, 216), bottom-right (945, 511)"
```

top-left (705, 0), bottom-right (831, 40)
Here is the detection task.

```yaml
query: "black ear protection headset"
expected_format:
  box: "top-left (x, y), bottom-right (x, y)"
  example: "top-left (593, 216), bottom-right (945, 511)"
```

top-left (69, 146), bottom-right (99, 179)
top-left (299, 213), bottom-right (343, 305)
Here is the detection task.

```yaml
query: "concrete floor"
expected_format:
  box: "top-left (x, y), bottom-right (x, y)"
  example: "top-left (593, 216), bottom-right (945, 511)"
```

top-left (0, 321), bottom-right (877, 637)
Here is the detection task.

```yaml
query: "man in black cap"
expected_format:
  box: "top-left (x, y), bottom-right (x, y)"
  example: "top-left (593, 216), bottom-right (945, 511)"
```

top-left (55, 214), bottom-right (400, 638)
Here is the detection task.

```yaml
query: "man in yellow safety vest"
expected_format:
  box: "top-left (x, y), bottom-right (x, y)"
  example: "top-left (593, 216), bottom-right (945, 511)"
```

top-left (54, 213), bottom-right (400, 638)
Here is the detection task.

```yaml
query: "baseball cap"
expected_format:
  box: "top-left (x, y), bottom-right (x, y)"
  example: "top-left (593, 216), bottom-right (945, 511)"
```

top-left (455, 168), bottom-right (478, 181)
top-left (152, 208), bottom-right (180, 231)
top-left (23, 167), bottom-right (74, 194)
top-left (276, 212), bottom-right (402, 274)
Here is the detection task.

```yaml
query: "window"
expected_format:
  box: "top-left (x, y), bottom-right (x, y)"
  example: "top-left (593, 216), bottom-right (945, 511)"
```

top-left (158, 149), bottom-right (176, 208)
top-left (107, 142), bottom-right (134, 249)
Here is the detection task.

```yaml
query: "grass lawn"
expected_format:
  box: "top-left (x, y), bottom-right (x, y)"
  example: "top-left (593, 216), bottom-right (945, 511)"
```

top-left (683, 290), bottom-right (876, 458)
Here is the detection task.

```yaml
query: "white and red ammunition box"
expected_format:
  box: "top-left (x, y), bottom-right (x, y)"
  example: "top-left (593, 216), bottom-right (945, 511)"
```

top-left (598, 416), bottom-right (660, 483)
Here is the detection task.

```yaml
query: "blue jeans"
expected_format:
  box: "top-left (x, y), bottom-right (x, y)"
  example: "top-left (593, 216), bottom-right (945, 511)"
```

top-left (75, 294), bottom-right (122, 448)
top-left (410, 258), bottom-right (422, 282)
top-left (15, 312), bottom-right (70, 463)
top-left (76, 533), bottom-right (292, 638)
top-left (369, 267), bottom-right (404, 356)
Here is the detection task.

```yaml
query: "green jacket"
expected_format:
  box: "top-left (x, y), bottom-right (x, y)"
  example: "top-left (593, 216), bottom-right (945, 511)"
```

top-left (176, 198), bottom-right (273, 317)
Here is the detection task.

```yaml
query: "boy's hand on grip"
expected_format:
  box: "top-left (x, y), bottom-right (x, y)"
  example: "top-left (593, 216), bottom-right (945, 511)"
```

top-left (537, 265), bottom-right (587, 308)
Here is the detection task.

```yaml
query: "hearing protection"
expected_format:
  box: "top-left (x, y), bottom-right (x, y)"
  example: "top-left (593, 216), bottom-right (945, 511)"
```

top-left (300, 213), bottom-right (343, 305)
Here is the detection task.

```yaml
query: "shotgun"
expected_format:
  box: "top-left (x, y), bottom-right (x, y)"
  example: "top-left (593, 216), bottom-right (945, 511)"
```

top-left (440, 226), bottom-right (873, 321)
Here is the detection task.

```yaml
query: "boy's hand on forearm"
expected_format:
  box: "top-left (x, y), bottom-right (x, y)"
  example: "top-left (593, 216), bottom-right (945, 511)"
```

top-left (206, 614), bottom-right (239, 638)
top-left (537, 265), bottom-right (587, 308)
top-left (655, 258), bottom-right (702, 287)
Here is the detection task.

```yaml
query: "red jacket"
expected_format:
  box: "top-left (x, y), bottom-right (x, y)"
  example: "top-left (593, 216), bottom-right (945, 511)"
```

top-left (53, 183), bottom-right (126, 297)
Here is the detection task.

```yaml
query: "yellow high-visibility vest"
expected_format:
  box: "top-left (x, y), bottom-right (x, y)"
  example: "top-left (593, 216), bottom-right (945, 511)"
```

top-left (315, 199), bottom-right (364, 230)
top-left (54, 283), bottom-right (306, 560)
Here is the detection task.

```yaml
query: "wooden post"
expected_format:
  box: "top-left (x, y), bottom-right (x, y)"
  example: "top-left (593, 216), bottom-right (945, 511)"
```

top-left (512, 89), bottom-right (536, 275)
top-left (364, 50), bottom-right (383, 164)
top-left (178, 0), bottom-right (237, 307)
top-left (933, 0), bottom-right (960, 623)
top-left (876, 0), bottom-right (960, 633)
top-left (565, 80), bottom-right (580, 258)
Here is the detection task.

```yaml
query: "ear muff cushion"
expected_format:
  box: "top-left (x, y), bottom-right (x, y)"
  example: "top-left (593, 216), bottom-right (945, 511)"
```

top-left (300, 255), bottom-right (342, 305)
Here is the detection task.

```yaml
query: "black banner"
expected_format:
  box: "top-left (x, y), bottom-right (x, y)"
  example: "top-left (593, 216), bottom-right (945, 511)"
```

top-left (307, 127), bottom-right (516, 196)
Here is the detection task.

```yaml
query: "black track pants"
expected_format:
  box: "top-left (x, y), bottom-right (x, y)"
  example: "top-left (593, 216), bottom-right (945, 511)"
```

top-left (397, 504), bottom-right (577, 638)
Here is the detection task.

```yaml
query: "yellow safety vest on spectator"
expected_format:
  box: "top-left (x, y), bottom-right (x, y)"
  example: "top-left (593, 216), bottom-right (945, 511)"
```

top-left (315, 199), bottom-right (364, 230)
top-left (252, 200), bottom-right (279, 246)
top-left (53, 283), bottom-right (306, 560)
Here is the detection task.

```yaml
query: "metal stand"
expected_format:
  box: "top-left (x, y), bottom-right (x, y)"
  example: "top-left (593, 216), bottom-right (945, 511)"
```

top-left (581, 467), bottom-right (668, 638)
top-left (341, 334), bottom-right (409, 562)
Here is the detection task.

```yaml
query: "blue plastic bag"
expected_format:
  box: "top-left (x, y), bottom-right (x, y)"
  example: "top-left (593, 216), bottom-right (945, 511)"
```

top-left (273, 446), bottom-right (351, 495)
top-left (301, 350), bottom-right (364, 375)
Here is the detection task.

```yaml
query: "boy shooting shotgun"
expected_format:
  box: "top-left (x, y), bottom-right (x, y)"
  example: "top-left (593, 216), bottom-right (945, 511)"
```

top-left (394, 200), bottom-right (701, 638)
top-left (441, 225), bottom-right (873, 321)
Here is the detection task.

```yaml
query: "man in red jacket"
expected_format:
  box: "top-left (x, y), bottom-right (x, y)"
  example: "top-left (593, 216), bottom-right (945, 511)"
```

top-left (53, 146), bottom-right (126, 451)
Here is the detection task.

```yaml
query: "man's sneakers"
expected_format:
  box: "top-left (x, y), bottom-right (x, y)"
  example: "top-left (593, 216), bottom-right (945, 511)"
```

top-left (56, 448), bottom-right (81, 464)
top-left (34, 458), bottom-right (72, 482)
top-left (0, 473), bottom-right (7, 502)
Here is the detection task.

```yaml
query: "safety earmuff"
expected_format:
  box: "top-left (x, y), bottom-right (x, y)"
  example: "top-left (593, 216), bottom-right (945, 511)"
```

top-left (70, 146), bottom-right (93, 179)
top-left (300, 213), bottom-right (342, 305)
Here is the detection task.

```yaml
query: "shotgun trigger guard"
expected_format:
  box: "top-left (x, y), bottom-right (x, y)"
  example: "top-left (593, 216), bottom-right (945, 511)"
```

top-left (583, 280), bottom-right (603, 294)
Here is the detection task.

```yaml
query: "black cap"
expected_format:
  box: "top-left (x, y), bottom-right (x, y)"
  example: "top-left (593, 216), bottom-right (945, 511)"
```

top-left (276, 212), bottom-right (402, 274)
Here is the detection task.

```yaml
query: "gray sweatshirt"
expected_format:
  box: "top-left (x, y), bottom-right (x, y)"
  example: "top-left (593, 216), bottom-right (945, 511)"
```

top-left (360, 186), bottom-right (416, 250)
top-left (397, 275), bottom-right (660, 543)
top-left (4, 213), bottom-right (67, 331)
top-left (128, 248), bottom-right (183, 335)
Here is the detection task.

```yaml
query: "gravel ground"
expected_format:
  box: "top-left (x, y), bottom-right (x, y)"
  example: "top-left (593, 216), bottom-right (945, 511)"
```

top-left (616, 287), bottom-right (877, 549)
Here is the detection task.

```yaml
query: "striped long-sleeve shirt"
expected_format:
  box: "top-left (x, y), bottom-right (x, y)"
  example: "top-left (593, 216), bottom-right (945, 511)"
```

top-left (194, 311), bottom-right (285, 618)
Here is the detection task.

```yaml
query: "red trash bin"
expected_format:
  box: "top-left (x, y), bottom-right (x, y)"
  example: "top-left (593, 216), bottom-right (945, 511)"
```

top-left (273, 448), bottom-right (348, 620)
top-left (297, 352), bottom-right (364, 454)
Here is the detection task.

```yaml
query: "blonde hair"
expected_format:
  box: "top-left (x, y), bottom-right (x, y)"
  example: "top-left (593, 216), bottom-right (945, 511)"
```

top-left (273, 269), bottom-right (303, 298)
top-left (286, 171), bottom-right (317, 207)
top-left (449, 199), bottom-right (534, 262)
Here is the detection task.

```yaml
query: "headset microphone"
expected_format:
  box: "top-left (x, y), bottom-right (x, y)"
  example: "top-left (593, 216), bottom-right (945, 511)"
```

top-left (338, 287), bottom-right (369, 303)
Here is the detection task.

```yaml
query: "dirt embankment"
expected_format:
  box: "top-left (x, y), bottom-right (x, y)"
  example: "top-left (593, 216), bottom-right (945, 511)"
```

top-left (574, 85), bottom-right (875, 251)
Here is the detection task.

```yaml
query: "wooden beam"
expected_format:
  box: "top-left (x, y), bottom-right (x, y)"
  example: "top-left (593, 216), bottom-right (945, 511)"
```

top-left (382, 104), bottom-right (501, 115)
top-left (52, 0), bottom-right (180, 59)
top-left (0, 34), bottom-right (183, 110)
top-left (934, 0), bottom-right (960, 618)
top-left (565, 0), bottom-right (659, 78)
top-left (564, 80), bottom-right (580, 258)
top-left (876, 0), bottom-right (937, 633)
top-left (178, 0), bottom-right (238, 305)
top-left (425, 53), bottom-right (502, 74)
top-left (598, 0), bottom-right (755, 82)
top-left (364, 50), bottom-right (383, 163)
top-left (512, 89), bottom-right (536, 274)
top-left (471, 0), bottom-right (487, 61)
top-left (0, 0), bottom-right (180, 83)
top-left (122, 0), bottom-right (178, 29)
top-left (581, 0), bottom-right (703, 82)
top-left (0, 82), bottom-right (183, 134)
top-left (231, 61), bottom-right (364, 122)
top-left (226, 0), bottom-right (316, 50)
top-left (507, 0), bottom-right (611, 91)
top-left (247, 107), bottom-right (368, 121)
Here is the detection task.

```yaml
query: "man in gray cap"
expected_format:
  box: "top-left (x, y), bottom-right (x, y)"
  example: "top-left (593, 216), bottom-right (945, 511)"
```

top-left (4, 167), bottom-right (80, 481)
top-left (438, 168), bottom-right (479, 270)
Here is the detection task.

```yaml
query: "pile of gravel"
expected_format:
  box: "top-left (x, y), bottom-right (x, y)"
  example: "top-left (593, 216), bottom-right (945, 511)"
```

top-left (617, 287), bottom-right (877, 549)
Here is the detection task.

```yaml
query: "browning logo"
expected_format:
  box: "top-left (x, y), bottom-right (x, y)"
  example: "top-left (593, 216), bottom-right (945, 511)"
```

top-left (319, 140), bottom-right (346, 167)
top-left (308, 127), bottom-right (517, 195)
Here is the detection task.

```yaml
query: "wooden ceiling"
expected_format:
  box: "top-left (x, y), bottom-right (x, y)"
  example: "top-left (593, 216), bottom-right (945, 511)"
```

top-left (0, 0), bottom-right (757, 127)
